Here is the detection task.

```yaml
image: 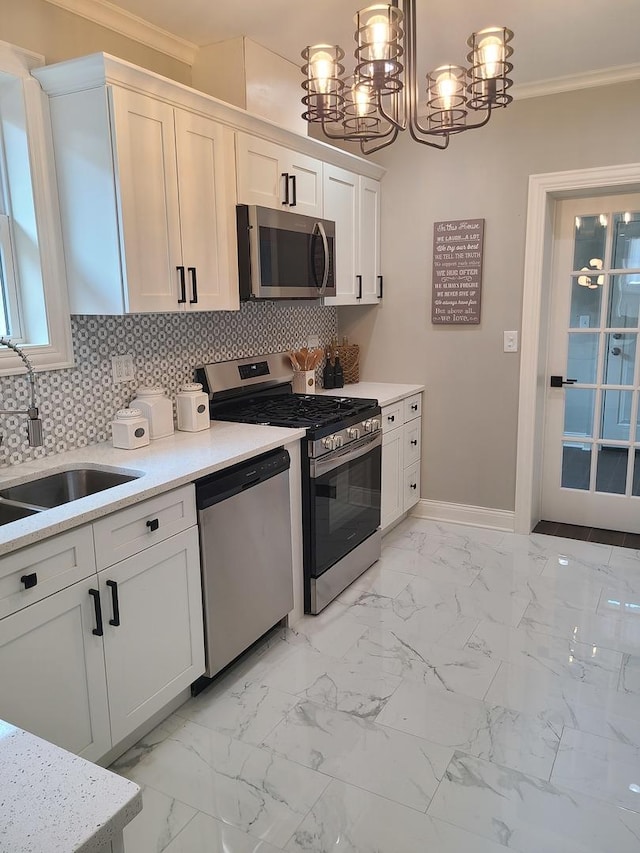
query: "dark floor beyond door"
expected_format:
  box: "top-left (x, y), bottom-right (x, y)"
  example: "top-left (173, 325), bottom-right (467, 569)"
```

top-left (533, 520), bottom-right (640, 549)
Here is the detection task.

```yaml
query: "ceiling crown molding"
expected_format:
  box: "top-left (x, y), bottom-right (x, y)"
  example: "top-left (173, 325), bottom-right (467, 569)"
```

top-left (44, 0), bottom-right (198, 65)
top-left (512, 63), bottom-right (640, 100)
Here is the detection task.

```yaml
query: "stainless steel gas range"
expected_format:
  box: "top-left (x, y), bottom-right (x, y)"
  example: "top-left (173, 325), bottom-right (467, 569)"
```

top-left (196, 353), bottom-right (382, 614)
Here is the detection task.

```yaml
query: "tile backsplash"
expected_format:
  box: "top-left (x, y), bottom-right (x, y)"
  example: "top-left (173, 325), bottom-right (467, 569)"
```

top-left (0, 302), bottom-right (337, 467)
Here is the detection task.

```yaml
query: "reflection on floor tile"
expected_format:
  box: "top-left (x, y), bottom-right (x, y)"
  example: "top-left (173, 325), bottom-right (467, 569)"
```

top-left (551, 727), bottom-right (640, 812)
top-left (428, 752), bottom-right (640, 853)
top-left (286, 779), bottom-right (512, 853)
top-left (164, 811), bottom-right (284, 853)
top-left (110, 517), bottom-right (640, 853)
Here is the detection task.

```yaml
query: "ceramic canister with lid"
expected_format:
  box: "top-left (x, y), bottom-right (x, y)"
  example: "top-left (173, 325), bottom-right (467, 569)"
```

top-left (130, 386), bottom-right (174, 439)
top-left (176, 382), bottom-right (210, 432)
top-left (111, 408), bottom-right (150, 449)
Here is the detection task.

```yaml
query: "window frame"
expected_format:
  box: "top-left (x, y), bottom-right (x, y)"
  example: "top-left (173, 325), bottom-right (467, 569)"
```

top-left (0, 42), bottom-right (73, 376)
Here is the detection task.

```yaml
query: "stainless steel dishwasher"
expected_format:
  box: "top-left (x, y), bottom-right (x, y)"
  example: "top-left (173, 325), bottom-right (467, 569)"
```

top-left (195, 447), bottom-right (293, 681)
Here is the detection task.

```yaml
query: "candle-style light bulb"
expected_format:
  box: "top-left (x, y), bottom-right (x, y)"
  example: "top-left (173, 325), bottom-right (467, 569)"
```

top-left (435, 70), bottom-right (457, 111)
top-left (353, 82), bottom-right (372, 117)
top-left (367, 14), bottom-right (390, 60)
top-left (309, 49), bottom-right (334, 94)
top-left (477, 34), bottom-right (505, 79)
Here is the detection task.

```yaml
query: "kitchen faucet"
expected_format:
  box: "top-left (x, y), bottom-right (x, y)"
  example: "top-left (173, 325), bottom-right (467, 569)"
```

top-left (0, 337), bottom-right (43, 447)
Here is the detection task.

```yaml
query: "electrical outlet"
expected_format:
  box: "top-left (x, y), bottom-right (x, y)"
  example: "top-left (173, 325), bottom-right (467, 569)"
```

top-left (307, 334), bottom-right (320, 349)
top-left (503, 331), bottom-right (519, 353)
top-left (111, 354), bottom-right (135, 384)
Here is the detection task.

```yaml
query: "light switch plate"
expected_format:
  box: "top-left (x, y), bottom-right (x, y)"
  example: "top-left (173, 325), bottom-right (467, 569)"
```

top-left (111, 354), bottom-right (135, 384)
top-left (503, 331), bottom-right (519, 353)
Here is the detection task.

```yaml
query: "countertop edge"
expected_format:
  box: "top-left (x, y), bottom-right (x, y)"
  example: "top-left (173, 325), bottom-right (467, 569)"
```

top-left (0, 423), bottom-right (306, 555)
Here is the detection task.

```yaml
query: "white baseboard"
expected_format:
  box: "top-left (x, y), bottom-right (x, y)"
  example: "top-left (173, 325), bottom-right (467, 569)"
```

top-left (412, 499), bottom-right (515, 533)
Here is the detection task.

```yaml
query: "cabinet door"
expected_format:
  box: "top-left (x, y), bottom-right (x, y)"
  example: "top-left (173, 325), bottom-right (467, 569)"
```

top-left (286, 149), bottom-right (323, 217)
top-left (404, 462), bottom-right (421, 511)
top-left (236, 133), bottom-right (323, 215)
top-left (403, 419), bottom-right (421, 467)
top-left (381, 427), bottom-right (404, 530)
top-left (110, 87), bottom-right (183, 313)
top-left (174, 111), bottom-right (239, 311)
top-left (323, 164), bottom-right (359, 305)
top-left (0, 577), bottom-right (111, 761)
top-left (100, 528), bottom-right (204, 745)
top-left (359, 176), bottom-right (382, 303)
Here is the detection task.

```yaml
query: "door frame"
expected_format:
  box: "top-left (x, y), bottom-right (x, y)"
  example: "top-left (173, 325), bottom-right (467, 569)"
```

top-left (514, 162), bottom-right (640, 534)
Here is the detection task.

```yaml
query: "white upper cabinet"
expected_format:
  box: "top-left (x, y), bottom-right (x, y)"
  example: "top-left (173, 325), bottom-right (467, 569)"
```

top-left (323, 164), bottom-right (382, 306)
top-left (35, 53), bottom-right (385, 314)
top-left (236, 133), bottom-right (323, 217)
top-left (40, 78), bottom-right (238, 314)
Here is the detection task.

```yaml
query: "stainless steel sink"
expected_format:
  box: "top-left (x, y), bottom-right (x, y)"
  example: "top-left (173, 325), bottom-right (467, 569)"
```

top-left (0, 468), bottom-right (139, 509)
top-left (0, 501), bottom-right (40, 525)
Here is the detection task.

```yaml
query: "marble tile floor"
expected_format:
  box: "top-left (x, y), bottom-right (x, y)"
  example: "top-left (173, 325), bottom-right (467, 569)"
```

top-left (111, 517), bottom-right (640, 852)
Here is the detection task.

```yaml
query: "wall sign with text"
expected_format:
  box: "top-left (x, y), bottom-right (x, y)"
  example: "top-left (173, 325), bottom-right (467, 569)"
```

top-left (432, 219), bottom-right (485, 324)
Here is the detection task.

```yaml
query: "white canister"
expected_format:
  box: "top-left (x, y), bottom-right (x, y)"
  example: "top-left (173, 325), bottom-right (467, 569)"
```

top-left (176, 383), bottom-right (210, 432)
top-left (130, 386), bottom-right (174, 439)
top-left (111, 408), bottom-right (150, 449)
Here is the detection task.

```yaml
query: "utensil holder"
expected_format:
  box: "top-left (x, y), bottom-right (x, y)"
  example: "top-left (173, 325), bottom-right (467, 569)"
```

top-left (292, 371), bottom-right (316, 394)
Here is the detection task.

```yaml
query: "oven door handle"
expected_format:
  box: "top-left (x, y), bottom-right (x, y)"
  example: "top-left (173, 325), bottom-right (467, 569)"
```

top-left (310, 432), bottom-right (382, 477)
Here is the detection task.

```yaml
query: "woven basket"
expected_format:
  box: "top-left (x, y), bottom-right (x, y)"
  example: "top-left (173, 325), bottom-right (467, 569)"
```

top-left (336, 343), bottom-right (359, 384)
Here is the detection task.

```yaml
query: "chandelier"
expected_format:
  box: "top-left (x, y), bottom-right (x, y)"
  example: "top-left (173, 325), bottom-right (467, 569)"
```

top-left (301, 0), bottom-right (514, 154)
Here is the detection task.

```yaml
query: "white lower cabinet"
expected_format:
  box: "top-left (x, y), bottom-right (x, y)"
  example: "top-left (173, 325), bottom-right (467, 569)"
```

top-left (0, 575), bottom-right (111, 761)
top-left (100, 528), bottom-right (204, 745)
top-left (0, 486), bottom-right (205, 761)
top-left (381, 392), bottom-right (423, 531)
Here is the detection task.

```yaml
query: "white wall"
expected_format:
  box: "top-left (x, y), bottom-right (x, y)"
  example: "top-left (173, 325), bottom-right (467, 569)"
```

top-left (338, 81), bottom-right (640, 512)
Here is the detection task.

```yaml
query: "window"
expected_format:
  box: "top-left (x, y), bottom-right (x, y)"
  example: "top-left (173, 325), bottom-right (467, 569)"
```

top-left (0, 43), bottom-right (72, 375)
top-left (0, 214), bottom-right (20, 338)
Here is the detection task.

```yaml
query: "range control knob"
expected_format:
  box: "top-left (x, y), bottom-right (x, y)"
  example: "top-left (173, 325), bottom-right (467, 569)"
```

top-left (364, 419), bottom-right (381, 433)
top-left (347, 427), bottom-right (360, 440)
top-left (322, 435), bottom-right (337, 451)
top-left (334, 435), bottom-right (344, 448)
top-left (371, 419), bottom-right (381, 431)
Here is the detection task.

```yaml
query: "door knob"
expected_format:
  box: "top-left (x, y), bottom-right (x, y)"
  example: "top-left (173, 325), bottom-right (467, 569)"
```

top-left (550, 376), bottom-right (577, 387)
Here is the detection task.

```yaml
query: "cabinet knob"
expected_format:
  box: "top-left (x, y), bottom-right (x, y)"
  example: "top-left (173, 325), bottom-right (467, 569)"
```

top-left (146, 518), bottom-right (159, 532)
top-left (411, 404), bottom-right (418, 411)
top-left (410, 483), bottom-right (417, 490)
top-left (20, 572), bottom-right (37, 590)
top-left (387, 415), bottom-right (395, 422)
top-left (411, 439), bottom-right (418, 446)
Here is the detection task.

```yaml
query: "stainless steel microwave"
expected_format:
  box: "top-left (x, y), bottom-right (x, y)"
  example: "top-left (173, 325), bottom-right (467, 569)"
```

top-left (237, 205), bottom-right (336, 300)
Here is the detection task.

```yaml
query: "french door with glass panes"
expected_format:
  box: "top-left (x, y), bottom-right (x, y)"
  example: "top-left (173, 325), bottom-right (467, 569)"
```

top-left (542, 194), bottom-right (640, 533)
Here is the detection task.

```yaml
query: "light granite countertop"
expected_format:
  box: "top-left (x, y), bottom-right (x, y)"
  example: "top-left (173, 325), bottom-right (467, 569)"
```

top-left (0, 421), bottom-right (305, 555)
top-left (320, 382), bottom-right (424, 407)
top-left (0, 719), bottom-right (141, 852)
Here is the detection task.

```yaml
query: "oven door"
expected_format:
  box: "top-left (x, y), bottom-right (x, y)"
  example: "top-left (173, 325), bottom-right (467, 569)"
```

top-left (306, 432), bottom-right (382, 579)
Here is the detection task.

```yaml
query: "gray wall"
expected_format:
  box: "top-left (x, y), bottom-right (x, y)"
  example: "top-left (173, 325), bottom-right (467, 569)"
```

top-left (0, 0), bottom-right (191, 81)
top-left (338, 81), bottom-right (640, 512)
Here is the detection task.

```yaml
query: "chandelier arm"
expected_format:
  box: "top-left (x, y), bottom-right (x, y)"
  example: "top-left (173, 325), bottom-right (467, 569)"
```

top-left (453, 104), bottom-right (494, 133)
top-left (377, 93), bottom-right (407, 131)
top-left (360, 126), bottom-right (401, 155)
top-left (319, 117), bottom-right (397, 144)
top-left (408, 122), bottom-right (451, 150)
top-left (410, 102), bottom-right (493, 139)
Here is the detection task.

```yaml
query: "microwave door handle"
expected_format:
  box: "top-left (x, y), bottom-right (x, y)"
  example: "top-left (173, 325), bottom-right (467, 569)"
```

top-left (315, 221), bottom-right (330, 295)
